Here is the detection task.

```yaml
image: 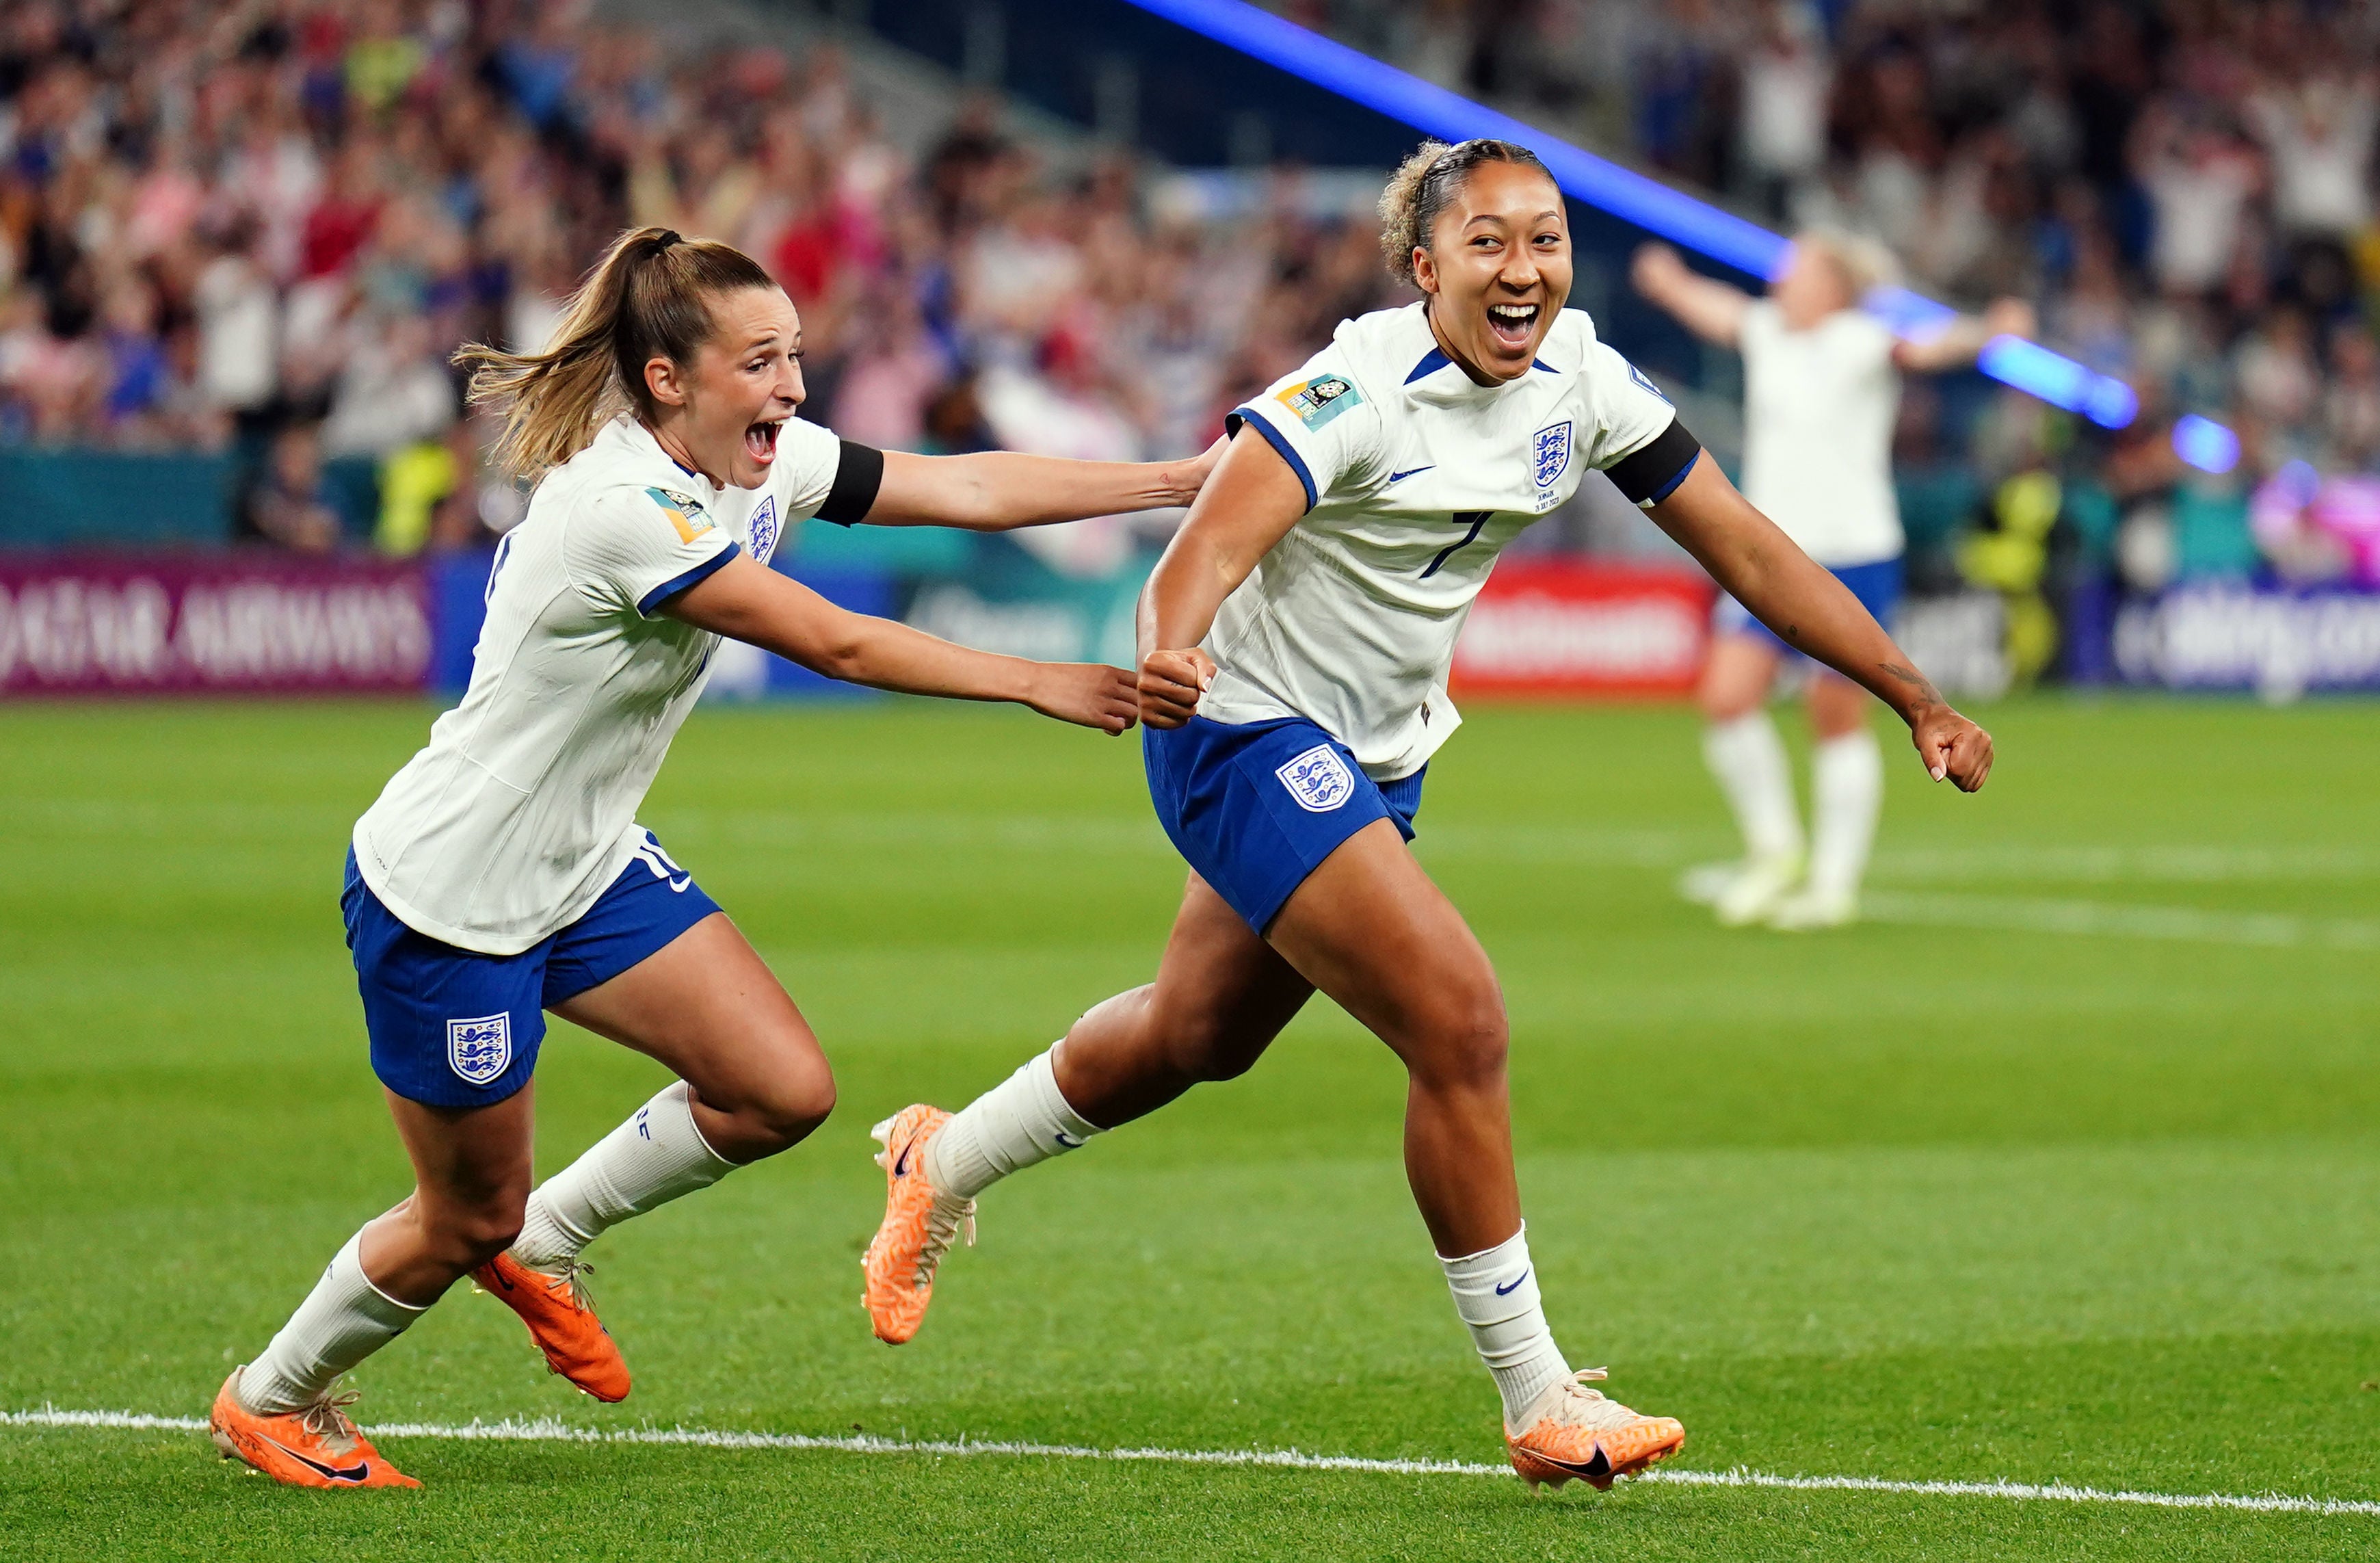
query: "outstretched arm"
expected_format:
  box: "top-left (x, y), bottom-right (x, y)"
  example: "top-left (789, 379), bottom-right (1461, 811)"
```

top-left (1649, 458), bottom-right (1994, 789)
top-left (1630, 243), bottom-right (1753, 348)
top-left (862, 438), bottom-right (1224, 530)
top-left (665, 553), bottom-right (1138, 733)
top-left (1133, 426), bottom-right (1309, 727)
top-left (1894, 297), bottom-right (2037, 372)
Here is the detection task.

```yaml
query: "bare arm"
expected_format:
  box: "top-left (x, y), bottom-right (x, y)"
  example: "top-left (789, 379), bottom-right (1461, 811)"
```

top-left (1630, 243), bottom-right (1752, 348)
top-left (1649, 458), bottom-right (1994, 789)
top-left (665, 553), bottom-right (1138, 733)
top-left (862, 438), bottom-right (1224, 529)
top-left (1132, 427), bottom-right (1310, 727)
top-left (1894, 297), bottom-right (2038, 373)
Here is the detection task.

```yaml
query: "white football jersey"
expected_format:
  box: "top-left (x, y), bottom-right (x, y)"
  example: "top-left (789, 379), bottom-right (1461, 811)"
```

top-left (353, 415), bottom-right (845, 954)
top-left (1738, 300), bottom-right (1904, 567)
top-left (1205, 302), bottom-right (1687, 780)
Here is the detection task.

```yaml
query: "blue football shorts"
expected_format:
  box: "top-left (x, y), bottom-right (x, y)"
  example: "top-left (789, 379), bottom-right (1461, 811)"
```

top-left (1143, 714), bottom-right (1425, 934)
top-left (1713, 555), bottom-right (1905, 666)
top-left (342, 832), bottom-right (722, 1109)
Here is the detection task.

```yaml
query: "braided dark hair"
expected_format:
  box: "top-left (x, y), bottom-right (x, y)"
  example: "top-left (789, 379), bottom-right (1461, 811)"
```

top-left (1377, 138), bottom-right (1556, 288)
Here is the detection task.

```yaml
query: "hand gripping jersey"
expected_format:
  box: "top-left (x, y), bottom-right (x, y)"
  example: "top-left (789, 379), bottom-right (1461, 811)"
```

top-left (1210, 302), bottom-right (1697, 780)
top-left (1737, 300), bottom-right (1904, 568)
top-left (352, 415), bottom-right (880, 954)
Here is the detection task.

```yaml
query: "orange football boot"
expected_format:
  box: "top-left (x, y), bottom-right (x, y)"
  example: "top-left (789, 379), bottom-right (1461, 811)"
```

top-left (209, 1371), bottom-right (419, 1489)
top-left (862, 1105), bottom-right (975, 1344)
top-left (471, 1251), bottom-right (631, 1402)
top-left (1504, 1369), bottom-right (1686, 1490)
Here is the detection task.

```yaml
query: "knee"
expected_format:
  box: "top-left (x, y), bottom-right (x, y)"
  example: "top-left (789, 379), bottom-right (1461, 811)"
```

top-left (1700, 677), bottom-right (1759, 724)
top-left (430, 1193), bottom-right (527, 1270)
top-left (1408, 987), bottom-right (1508, 1090)
top-left (717, 1057), bottom-right (836, 1151)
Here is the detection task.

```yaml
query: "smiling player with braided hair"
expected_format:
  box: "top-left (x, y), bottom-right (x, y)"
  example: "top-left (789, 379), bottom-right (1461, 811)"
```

top-left (862, 142), bottom-right (1993, 1491)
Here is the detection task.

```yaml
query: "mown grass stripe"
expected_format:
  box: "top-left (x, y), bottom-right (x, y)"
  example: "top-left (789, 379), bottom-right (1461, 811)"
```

top-left (11, 1407), bottom-right (2376, 1518)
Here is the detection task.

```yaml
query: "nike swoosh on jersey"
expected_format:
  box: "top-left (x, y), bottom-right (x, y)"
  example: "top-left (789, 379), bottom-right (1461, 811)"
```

top-left (1495, 1269), bottom-right (1531, 1296)
top-left (261, 1436), bottom-right (369, 1483)
top-left (1386, 466), bottom-right (1435, 484)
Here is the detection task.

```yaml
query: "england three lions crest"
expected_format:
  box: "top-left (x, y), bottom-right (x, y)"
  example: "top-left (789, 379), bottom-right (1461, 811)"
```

top-left (1532, 421), bottom-right (1574, 490)
top-left (1275, 743), bottom-right (1355, 813)
top-left (447, 1013), bottom-right (512, 1086)
top-left (748, 495), bottom-right (780, 566)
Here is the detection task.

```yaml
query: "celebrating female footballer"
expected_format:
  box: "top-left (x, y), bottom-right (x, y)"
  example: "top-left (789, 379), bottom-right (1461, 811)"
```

top-left (1633, 235), bottom-right (2031, 928)
top-left (208, 226), bottom-right (1217, 1488)
top-left (861, 142), bottom-right (1994, 1492)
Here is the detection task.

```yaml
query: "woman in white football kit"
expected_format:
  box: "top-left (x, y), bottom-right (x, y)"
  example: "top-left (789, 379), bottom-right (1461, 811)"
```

top-left (1632, 235), bottom-right (2030, 928)
top-left (209, 228), bottom-right (1220, 1488)
top-left (862, 144), bottom-right (1994, 1490)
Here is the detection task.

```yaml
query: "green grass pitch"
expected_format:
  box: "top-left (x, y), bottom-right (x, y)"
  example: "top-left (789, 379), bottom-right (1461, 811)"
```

top-left (2, 694), bottom-right (2377, 1560)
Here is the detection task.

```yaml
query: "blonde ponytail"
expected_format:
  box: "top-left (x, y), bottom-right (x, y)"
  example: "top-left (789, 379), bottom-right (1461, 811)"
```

top-left (455, 226), bottom-right (778, 479)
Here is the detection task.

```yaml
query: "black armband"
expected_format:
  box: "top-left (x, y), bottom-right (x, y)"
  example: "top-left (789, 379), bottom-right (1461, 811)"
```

top-left (816, 439), bottom-right (886, 525)
top-left (1605, 417), bottom-right (1702, 508)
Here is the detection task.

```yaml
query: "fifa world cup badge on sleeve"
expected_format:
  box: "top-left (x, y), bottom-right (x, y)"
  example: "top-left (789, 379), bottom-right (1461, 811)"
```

top-left (1533, 421), bottom-right (1574, 491)
top-left (1276, 374), bottom-right (1362, 431)
top-left (1275, 744), bottom-right (1356, 813)
top-left (447, 1014), bottom-right (514, 1085)
top-left (644, 486), bottom-right (715, 544)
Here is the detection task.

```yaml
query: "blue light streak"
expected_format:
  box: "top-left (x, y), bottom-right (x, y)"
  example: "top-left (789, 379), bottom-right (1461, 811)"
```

top-left (1118, 0), bottom-right (2241, 469)
top-left (2171, 413), bottom-right (2242, 475)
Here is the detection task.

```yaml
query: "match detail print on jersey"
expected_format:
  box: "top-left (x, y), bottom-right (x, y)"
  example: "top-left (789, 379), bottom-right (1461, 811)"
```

top-left (1275, 744), bottom-right (1357, 813)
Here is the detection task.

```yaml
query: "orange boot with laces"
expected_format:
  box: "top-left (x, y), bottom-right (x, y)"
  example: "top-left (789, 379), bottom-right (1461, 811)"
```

top-left (471, 1250), bottom-right (631, 1402)
top-left (209, 1371), bottom-right (419, 1488)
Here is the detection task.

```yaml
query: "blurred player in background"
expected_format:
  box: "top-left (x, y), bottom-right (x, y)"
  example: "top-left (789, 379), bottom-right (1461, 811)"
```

top-left (862, 142), bottom-right (1993, 1492)
top-left (207, 226), bottom-right (1216, 1490)
top-left (1633, 236), bottom-right (2031, 929)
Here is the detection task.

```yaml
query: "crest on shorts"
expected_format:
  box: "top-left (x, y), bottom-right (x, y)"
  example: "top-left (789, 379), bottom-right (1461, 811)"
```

top-left (748, 495), bottom-right (780, 564)
top-left (1275, 743), bottom-right (1356, 813)
top-left (1532, 421), bottom-right (1574, 490)
top-left (447, 1013), bottom-right (512, 1086)
top-left (646, 486), bottom-right (714, 544)
top-left (1275, 374), bottom-right (1362, 432)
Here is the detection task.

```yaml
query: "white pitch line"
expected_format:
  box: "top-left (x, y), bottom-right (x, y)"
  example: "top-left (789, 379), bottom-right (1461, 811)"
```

top-left (9, 1406), bottom-right (2379, 1519)
top-left (1861, 891), bottom-right (2380, 951)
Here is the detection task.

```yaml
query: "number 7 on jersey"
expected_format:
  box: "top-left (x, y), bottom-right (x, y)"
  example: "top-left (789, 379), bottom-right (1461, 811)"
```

top-left (1420, 512), bottom-right (1493, 579)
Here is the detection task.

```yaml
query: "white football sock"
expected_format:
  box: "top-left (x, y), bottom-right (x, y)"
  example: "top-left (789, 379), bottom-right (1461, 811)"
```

top-left (237, 1230), bottom-right (427, 1415)
top-left (924, 1046), bottom-right (1103, 1200)
top-left (1809, 729), bottom-right (1883, 901)
top-left (1440, 1224), bottom-right (1572, 1426)
top-left (510, 1080), bottom-right (735, 1272)
top-left (1703, 711), bottom-right (1803, 863)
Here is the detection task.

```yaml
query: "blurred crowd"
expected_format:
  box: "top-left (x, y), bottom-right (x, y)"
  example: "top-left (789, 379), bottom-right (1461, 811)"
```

top-left (1282, 0), bottom-right (2380, 592)
top-left (10, 0), bottom-right (2380, 596)
top-left (0, 0), bottom-right (1394, 559)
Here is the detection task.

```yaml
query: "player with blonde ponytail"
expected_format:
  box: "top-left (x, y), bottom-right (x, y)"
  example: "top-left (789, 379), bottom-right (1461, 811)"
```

top-left (207, 225), bottom-right (1221, 1489)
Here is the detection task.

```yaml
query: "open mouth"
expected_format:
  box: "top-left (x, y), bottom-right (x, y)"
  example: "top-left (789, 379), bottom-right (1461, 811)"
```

top-left (743, 417), bottom-right (786, 464)
top-left (1486, 302), bottom-right (1540, 350)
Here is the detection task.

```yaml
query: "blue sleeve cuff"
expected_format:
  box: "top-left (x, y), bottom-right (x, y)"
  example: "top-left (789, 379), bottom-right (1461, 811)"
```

top-left (1226, 407), bottom-right (1317, 512)
top-left (637, 540), bottom-right (741, 616)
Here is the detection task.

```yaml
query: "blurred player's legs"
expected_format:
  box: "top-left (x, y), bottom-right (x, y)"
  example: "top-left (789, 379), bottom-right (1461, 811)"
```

top-left (1771, 673), bottom-right (1882, 930)
top-left (1694, 631), bottom-right (1804, 924)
